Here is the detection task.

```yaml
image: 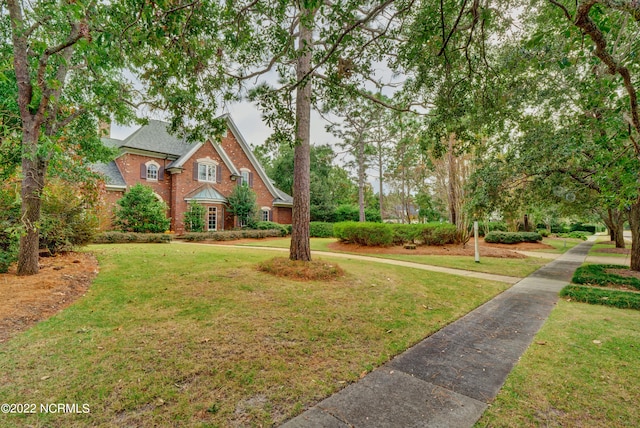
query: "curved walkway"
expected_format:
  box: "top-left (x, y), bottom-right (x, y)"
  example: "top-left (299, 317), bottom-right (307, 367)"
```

top-left (175, 242), bottom-right (522, 284)
top-left (280, 237), bottom-right (596, 428)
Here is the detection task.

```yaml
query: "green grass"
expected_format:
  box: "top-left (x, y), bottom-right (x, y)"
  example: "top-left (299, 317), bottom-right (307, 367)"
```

top-left (0, 243), bottom-right (509, 427)
top-left (236, 236), bottom-right (335, 252)
top-left (236, 238), bottom-right (547, 277)
top-left (477, 300), bottom-right (640, 427)
top-left (366, 254), bottom-right (548, 277)
top-left (535, 237), bottom-right (583, 253)
top-left (588, 242), bottom-right (631, 258)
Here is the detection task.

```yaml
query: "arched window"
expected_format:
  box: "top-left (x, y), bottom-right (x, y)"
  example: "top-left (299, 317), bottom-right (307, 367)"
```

top-left (147, 164), bottom-right (158, 180)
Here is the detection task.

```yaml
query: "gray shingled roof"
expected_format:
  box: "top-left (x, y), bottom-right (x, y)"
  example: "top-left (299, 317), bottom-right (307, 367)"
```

top-left (122, 120), bottom-right (197, 156)
top-left (274, 188), bottom-right (293, 205)
top-left (91, 161), bottom-right (126, 187)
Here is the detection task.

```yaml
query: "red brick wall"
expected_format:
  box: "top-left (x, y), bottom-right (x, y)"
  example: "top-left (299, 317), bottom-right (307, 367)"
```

top-left (275, 207), bottom-right (292, 224)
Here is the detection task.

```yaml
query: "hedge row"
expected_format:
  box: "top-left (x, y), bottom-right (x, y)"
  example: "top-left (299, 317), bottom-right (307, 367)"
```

top-left (310, 222), bottom-right (334, 238)
top-left (560, 285), bottom-right (640, 310)
top-left (484, 231), bottom-right (542, 244)
top-left (93, 232), bottom-right (173, 244)
top-left (254, 221), bottom-right (289, 236)
top-left (334, 222), bottom-right (458, 247)
top-left (180, 229), bottom-right (284, 242)
top-left (557, 231), bottom-right (589, 240)
top-left (572, 264), bottom-right (640, 290)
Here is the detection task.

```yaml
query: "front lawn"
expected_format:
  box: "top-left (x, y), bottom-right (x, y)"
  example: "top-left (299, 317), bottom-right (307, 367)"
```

top-left (477, 300), bottom-right (640, 427)
top-left (237, 237), bottom-right (548, 277)
top-left (0, 243), bottom-right (509, 427)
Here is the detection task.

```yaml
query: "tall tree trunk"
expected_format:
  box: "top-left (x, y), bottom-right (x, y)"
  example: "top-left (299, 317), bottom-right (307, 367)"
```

top-left (378, 146), bottom-right (384, 218)
top-left (18, 127), bottom-right (46, 275)
top-left (357, 138), bottom-right (366, 222)
top-left (447, 134), bottom-right (457, 225)
top-left (602, 208), bottom-right (626, 248)
top-left (289, 7), bottom-right (314, 262)
top-left (629, 202), bottom-right (640, 271)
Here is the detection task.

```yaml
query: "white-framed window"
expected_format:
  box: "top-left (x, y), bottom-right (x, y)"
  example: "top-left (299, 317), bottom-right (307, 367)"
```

top-left (147, 164), bottom-right (158, 180)
top-left (241, 170), bottom-right (250, 186)
top-left (198, 163), bottom-right (216, 182)
top-left (208, 207), bottom-right (217, 231)
top-left (261, 208), bottom-right (270, 222)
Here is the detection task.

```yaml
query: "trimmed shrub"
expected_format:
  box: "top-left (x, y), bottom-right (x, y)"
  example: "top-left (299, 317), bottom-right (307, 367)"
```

top-left (255, 221), bottom-right (289, 236)
top-left (310, 222), bottom-right (334, 238)
top-left (93, 232), bottom-right (172, 244)
top-left (334, 222), bottom-right (457, 247)
top-left (484, 231), bottom-right (542, 244)
top-left (179, 229), bottom-right (284, 242)
top-left (390, 224), bottom-right (423, 245)
top-left (334, 222), bottom-right (393, 246)
top-left (560, 285), bottom-right (640, 310)
top-left (419, 223), bottom-right (458, 245)
top-left (572, 264), bottom-right (640, 290)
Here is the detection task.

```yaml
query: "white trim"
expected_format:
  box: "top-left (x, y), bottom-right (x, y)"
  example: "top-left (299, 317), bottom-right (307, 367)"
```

top-left (196, 157), bottom-right (218, 165)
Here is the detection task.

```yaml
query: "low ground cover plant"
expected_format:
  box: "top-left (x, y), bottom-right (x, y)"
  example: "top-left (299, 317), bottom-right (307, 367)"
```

top-left (484, 231), bottom-right (542, 244)
top-left (560, 285), bottom-right (640, 310)
top-left (572, 264), bottom-right (640, 290)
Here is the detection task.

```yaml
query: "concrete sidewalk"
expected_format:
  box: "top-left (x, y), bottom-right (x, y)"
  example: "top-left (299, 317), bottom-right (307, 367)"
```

top-left (281, 238), bottom-right (595, 428)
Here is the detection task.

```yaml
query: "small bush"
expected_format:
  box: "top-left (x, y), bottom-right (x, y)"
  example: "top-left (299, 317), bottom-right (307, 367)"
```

top-left (560, 285), bottom-right (640, 310)
top-left (484, 231), bottom-right (542, 244)
top-left (537, 228), bottom-right (550, 237)
top-left (184, 201), bottom-right (206, 232)
top-left (420, 223), bottom-right (458, 245)
top-left (93, 232), bottom-right (172, 244)
top-left (572, 264), bottom-right (640, 290)
top-left (309, 222), bottom-right (334, 238)
top-left (558, 231), bottom-right (589, 240)
top-left (39, 181), bottom-right (99, 254)
top-left (115, 184), bottom-right (171, 233)
top-left (255, 221), bottom-right (289, 236)
top-left (258, 257), bottom-right (344, 281)
top-left (180, 229), bottom-right (284, 242)
top-left (478, 221), bottom-right (508, 237)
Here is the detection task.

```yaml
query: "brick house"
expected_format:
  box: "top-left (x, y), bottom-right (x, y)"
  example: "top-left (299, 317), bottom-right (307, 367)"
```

top-left (94, 115), bottom-right (293, 233)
